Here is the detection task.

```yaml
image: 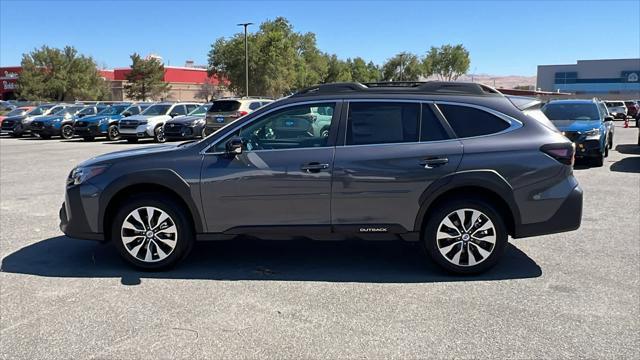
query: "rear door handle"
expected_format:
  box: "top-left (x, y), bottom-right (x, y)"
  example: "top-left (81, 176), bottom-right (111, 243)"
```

top-left (301, 162), bottom-right (330, 173)
top-left (419, 157), bottom-right (449, 169)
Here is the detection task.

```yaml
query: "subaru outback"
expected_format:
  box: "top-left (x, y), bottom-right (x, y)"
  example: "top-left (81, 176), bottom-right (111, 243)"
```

top-left (60, 82), bottom-right (583, 274)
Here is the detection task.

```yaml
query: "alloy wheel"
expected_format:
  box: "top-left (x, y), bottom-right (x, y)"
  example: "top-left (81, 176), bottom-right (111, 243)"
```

top-left (436, 208), bottom-right (496, 267)
top-left (121, 206), bottom-right (178, 263)
top-left (61, 125), bottom-right (74, 139)
top-left (109, 126), bottom-right (120, 140)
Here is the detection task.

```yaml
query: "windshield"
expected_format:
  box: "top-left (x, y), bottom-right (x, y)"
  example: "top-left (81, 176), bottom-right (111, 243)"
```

top-left (78, 107), bottom-right (96, 115)
top-left (142, 104), bottom-right (171, 116)
top-left (542, 103), bottom-right (600, 121)
top-left (208, 100), bottom-right (240, 113)
top-left (606, 102), bottom-right (624, 107)
top-left (61, 106), bottom-right (85, 115)
top-left (98, 105), bottom-right (129, 116)
top-left (51, 106), bottom-right (69, 115)
top-left (189, 104), bottom-right (210, 116)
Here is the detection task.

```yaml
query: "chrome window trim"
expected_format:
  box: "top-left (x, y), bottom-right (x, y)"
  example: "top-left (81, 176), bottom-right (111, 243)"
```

top-left (200, 99), bottom-right (342, 155)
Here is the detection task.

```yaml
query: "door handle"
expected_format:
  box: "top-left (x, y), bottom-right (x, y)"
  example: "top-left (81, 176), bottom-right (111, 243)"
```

top-left (419, 157), bottom-right (449, 169)
top-left (301, 162), bottom-right (330, 173)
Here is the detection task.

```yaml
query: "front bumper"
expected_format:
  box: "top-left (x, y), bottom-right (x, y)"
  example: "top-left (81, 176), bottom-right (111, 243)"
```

top-left (515, 185), bottom-right (583, 238)
top-left (574, 139), bottom-right (604, 158)
top-left (74, 124), bottom-right (104, 137)
top-left (31, 126), bottom-right (61, 137)
top-left (164, 124), bottom-right (200, 139)
top-left (59, 183), bottom-right (104, 241)
top-left (119, 124), bottom-right (153, 138)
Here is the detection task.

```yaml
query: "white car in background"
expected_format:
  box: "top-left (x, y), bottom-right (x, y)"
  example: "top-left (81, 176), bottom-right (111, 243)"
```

top-left (118, 102), bottom-right (200, 143)
top-left (605, 101), bottom-right (627, 119)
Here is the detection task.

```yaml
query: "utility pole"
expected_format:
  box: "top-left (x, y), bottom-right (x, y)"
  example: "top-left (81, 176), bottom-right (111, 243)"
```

top-left (237, 22), bottom-right (253, 97)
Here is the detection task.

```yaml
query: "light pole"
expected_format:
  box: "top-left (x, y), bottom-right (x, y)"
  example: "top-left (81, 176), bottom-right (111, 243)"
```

top-left (237, 22), bottom-right (253, 97)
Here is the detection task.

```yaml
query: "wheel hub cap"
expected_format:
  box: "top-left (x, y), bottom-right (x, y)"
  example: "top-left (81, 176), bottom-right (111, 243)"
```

top-left (121, 206), bottom-right (178, 263)
top-left (436, 208), bottom-right (496, 267)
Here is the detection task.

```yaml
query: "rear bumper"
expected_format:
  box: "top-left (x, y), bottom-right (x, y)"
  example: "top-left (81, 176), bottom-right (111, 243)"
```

top-left (514, 185), bottom-right (583, 238)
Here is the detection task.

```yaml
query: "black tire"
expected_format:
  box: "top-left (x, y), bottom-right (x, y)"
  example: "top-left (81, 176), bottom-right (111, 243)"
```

top-left (61, 124), bottom-right (74, 139)
top-left (83, 136), bottom-right (95, 142)
top-left (107, 124), bottom-right (120, 141)
top-left (154, 126), bottom-right (166, 143)
top-left (126, 138), bottom-right (139, 143)
top-left (200, 127), bottom-right (207, 138)
top-left (609, 136), bottom-right (614, 149)
top-left (422, 197), bottom-right (508, 275)
top-left (110, 194), bottom-right (194, 270)
top-left (604, 143), bottom-right (609, 157)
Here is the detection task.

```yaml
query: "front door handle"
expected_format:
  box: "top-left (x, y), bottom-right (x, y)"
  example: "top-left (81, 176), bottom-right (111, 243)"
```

top-left (419, 157), bottom-right (449, 169)
top-left (301, 162), bottom-right (330, 173)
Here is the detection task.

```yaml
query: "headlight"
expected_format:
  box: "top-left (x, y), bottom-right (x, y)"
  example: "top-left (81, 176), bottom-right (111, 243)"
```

top-left (138, 120), bottom-right (148, 125)
top-left (584, 128), bottom-right (600, 137)
top-left (67, 165), bottom-right (110, 186)
top-left (99, 118), bottom-right (108, 126)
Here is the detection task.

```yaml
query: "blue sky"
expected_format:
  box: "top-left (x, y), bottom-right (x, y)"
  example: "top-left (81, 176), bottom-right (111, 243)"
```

top-left (1, 0), bottom-right (639, 75)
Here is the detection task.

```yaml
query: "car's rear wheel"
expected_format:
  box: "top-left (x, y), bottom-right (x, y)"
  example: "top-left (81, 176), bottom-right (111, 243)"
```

top-left (61, 124), bottom-right (74, 139)
top-left (422, 198), bottom-right (507, 274)
top-left (111, 194), bottom-right (193, 270)
top-left (107, 124), bottom-right (120, 141)
top-left (154, 126), bottom-right (166, 143)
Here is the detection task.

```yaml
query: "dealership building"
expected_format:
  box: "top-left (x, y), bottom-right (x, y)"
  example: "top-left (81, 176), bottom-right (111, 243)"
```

top-left (537, 58), bottom-right (640, 99)
top-left (0, 62), bottom-right (228, 101)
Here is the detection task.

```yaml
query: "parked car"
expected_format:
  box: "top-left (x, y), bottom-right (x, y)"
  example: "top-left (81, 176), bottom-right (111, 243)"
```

top-left (60, 81), bottom-right (583, 274)
top-left (623, 100), bottom-right (639, 119)
top-left (118, 102), bottom-right (200, 143)
top-left (0, 106), bottom-right (34, 125)
top-left (204, 98), bottom-right (273, 136)
top-left (163, 103), bottom-right (211, 140)
top-left (73, 103), bottom-right (151, 141)
top-left (598, 101), bottom-right (615, 149)
top-left (605, 101), bottom-right (628, 119)
top-left (542, 99), bottom-right (612, 166)
top-left (1, 103), bottom-right (65, 137)
top-left (31, 105), bottom-right (106, 139)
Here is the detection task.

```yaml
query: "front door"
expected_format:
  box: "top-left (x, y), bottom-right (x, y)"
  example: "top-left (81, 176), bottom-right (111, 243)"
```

top-left (200, 101), bottom-right (341, 234)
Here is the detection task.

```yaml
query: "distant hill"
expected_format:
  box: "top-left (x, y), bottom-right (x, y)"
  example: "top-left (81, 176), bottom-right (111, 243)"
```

top-left (424, 74), bottom-right (537, 90)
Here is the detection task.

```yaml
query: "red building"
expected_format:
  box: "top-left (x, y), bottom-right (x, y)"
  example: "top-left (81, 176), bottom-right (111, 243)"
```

top-left (0, 65), bottom-right (228, 101)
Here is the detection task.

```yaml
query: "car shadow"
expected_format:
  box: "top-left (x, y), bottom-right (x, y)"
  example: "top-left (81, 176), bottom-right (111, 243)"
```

top-left (615, 144), bottom-right (640, 155)
top-left (610, 156), bottom-right (640, 173)
top-left (1, 236), bottom-right (541, 285)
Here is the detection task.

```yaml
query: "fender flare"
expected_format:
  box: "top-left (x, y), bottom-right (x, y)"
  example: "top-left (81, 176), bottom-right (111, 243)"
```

top-left (413, 170), bottom-right (521, 233)
top-left (98, 169), bottom-right (204, 233)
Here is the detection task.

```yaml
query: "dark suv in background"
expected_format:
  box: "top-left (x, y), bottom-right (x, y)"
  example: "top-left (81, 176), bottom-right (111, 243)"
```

top-left (60, 82), bottom-right (582, 274)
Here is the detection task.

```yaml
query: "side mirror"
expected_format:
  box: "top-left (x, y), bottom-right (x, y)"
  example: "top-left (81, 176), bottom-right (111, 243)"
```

top-left (225, 137), bottom-right (244, 156)
top-left (170, 112), bottom-right (179, 118)
top-left (604, 116), bottom-right (614, 122)
top-left (122, 111), bottom-right (131, 117)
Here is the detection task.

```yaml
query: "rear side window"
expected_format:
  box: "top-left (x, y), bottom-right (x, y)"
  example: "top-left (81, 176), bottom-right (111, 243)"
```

top-left (347, 102), bottom-right (419, 145)
top-left (208, 100), bottom-right (241, 113)
top-left (421, 105), bottom-right (449, 141)
top-left (437, 104), bottom-right (510, 138)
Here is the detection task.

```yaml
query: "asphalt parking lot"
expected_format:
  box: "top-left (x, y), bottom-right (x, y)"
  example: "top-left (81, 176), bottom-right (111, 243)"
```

top-left (1, 126), bottom-right (639, 359)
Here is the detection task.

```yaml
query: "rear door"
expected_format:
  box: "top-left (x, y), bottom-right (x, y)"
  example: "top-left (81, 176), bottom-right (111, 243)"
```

top-left (331, 101), bottom-right (463, 234)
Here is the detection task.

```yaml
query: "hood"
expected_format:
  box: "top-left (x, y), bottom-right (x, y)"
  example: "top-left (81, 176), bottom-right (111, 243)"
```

top-left (78, 114), bottom-right (117, 123)
top-left (166, 115), bottom-right (204, 124)
top-left (550, 120), bottom-right (603, 132)
top-left (78, 144), bottom-right (179, 167)
top-left (3, 115), bottom-right (28, 122)
top-left (35, 114), bottom-right (69, 123)
top-left (124, 114), bottom-right (164, 122)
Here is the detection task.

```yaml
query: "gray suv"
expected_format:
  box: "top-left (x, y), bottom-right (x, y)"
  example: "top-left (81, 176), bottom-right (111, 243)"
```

top-left (60, 82), bottom-right (583, 274)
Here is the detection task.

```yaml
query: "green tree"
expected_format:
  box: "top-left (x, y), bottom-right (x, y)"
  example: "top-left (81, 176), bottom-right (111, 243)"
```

top-left (17, 45), bottom-right (109, 101)
top-left (423, 44), bottom-right (471, 81)
top-left (324, 54), bottom-right (352, 83)
top-left (124, 53), bottom-right (171, 101)
top-left (382, 52), bottom-right (423, 81)
top-left (348, 57), bottom-right (381, 83)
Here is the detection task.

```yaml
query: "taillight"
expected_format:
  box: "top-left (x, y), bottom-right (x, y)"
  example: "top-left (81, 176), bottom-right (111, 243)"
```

top-left (541, 143), bottom-right (575, 166)
top-left (230, 110), bottom-right (248, 118)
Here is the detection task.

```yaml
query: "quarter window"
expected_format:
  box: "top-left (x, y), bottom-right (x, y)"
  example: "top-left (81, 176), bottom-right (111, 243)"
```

top-left (249, 102), bottom-right (262, 110)
top-left (437, 104), bottom-right (510, 138)
top-left (346, 102), bottom-right (419, 145)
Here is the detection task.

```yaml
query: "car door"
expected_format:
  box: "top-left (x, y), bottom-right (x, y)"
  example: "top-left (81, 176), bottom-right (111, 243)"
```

top-left (200, 101), bottom-right (342, 234)
top-left (331, 101), bottom-right (463, 234)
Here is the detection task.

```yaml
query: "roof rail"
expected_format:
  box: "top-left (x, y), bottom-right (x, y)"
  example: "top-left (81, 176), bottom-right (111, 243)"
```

top-left (293, 81), bottom-right (501, 97)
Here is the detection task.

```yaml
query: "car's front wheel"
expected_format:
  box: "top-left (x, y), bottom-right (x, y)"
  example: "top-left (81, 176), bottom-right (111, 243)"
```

top-left (154, 126), bottom-right (166, 143)
top-left (61, 124), bottom-right (74, 139)
top-left (111, 194), bottom-right (193, 270)
top-left (107, 124), bottom-right (120, 141)
top-left (422, 198), bottom-right (508, 274)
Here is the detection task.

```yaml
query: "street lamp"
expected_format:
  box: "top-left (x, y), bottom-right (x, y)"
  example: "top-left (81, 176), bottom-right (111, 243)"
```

top-left (237, 22), bottom-right (253, 97)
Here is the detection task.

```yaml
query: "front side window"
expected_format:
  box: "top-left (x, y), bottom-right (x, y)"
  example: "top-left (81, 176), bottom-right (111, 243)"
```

top-left (214, 103), bottom-right (336, 152)
top-left (346, 102), bottom-right (419, 145)
top-left (170, 105), bottom-right (187, 116)
top-left (189, 105), bottom-right (209, 116)
top-left (438, 104), bottom-right (510, 138)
